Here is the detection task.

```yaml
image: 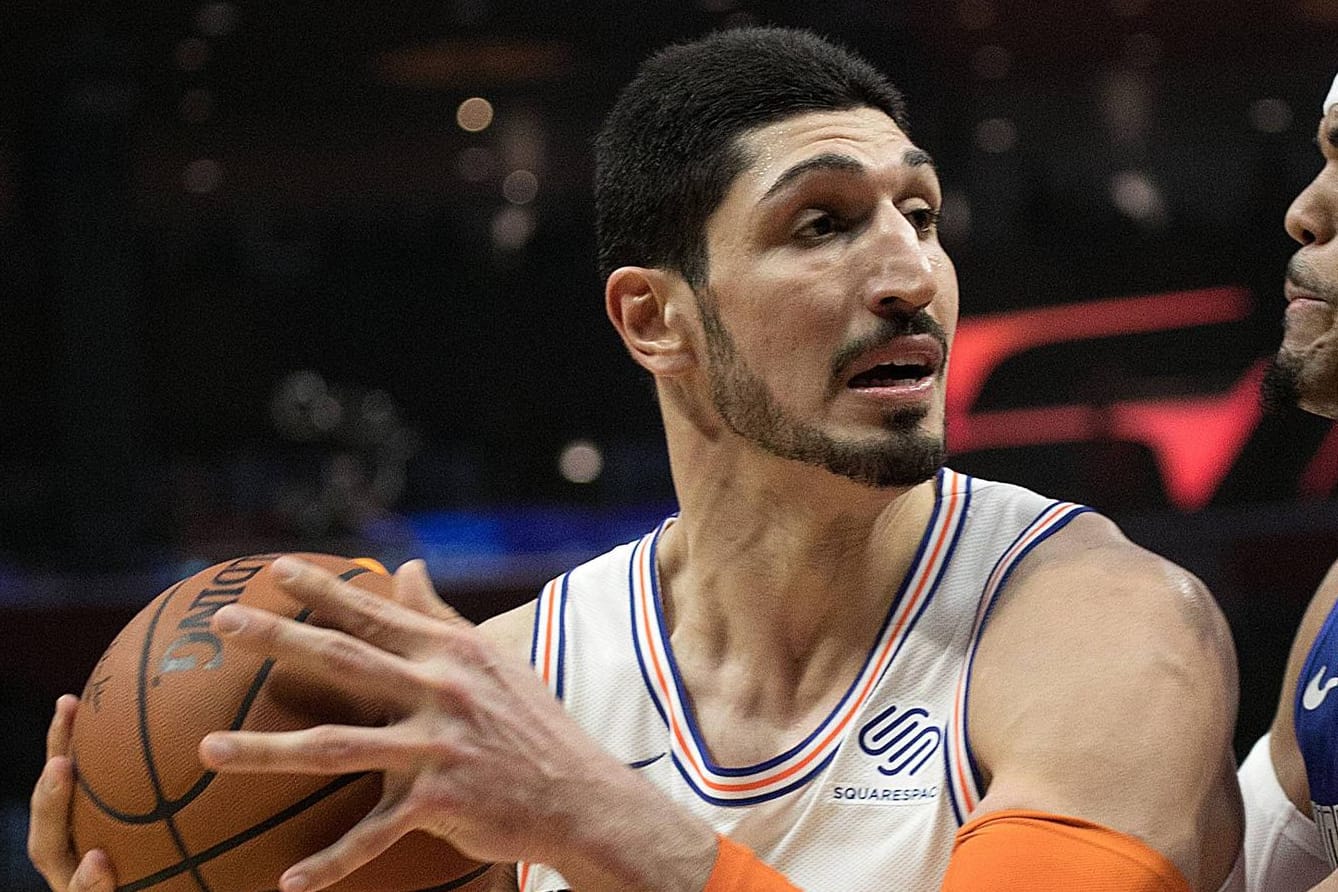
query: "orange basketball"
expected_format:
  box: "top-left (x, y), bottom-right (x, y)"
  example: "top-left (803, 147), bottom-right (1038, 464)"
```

top-left (69, 553), bottom-right (490, 892)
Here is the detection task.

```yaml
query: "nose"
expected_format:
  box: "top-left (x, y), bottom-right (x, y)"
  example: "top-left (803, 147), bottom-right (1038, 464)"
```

top-left (864, 207), bottom-right (938, 318)
top-left (1287, 173), bottom-right (1336, 247)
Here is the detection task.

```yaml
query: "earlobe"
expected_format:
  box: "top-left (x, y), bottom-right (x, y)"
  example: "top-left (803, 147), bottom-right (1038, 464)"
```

top-left (605, 266), bottom-right (696, 376)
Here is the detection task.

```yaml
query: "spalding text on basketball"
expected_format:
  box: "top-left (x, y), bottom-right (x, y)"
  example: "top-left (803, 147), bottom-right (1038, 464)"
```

top-left (156, 557), bottom-right (269, 680)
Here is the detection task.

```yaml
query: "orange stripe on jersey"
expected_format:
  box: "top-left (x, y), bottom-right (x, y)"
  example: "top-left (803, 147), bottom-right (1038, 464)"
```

top-left (540, 578), bottom-right (558, 685)
top-left (636, 539), bottom-right (699, 773)
top-left (532, 577), bottom-right (563, 695)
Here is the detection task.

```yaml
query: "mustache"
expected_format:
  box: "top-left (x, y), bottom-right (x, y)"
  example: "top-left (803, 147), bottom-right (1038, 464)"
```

top-left (830, 311), bottom-right (949, 382)
top-left (1286, 255), bottom-right (1338, 302)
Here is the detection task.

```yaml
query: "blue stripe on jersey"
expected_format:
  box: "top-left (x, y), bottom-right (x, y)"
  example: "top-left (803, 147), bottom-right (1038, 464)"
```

top-left (629, 520), bottom-right (673, 727)
top-left (528, 585), bottom-right (543, 669)
top-left (554, 573), bottom-right (571, 701)
top-left (944, 739), bottom-right (965, 827)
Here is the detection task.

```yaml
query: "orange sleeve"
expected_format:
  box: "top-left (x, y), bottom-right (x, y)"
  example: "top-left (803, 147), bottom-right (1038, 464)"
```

top-left (702, 835), bottom-right (801, 892)
top-left (943, 809), bottom-right (1191, 892)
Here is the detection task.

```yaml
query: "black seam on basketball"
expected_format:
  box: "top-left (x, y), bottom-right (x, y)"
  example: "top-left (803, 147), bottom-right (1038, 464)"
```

top-left (110, 561), bottom-right (385, 891)
top-left (134, 576), bottom-right (213, 891)
top-left (116, 772), bottom-right (369, 891)
top-left (91, 564), bottom-right (370, 821)
top-left (71, 584), bottom-right (188, 824)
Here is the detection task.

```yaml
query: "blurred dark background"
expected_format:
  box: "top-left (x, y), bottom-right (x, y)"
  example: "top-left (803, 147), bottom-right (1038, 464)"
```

top-left (2, 0), bottom-right (1336, 886)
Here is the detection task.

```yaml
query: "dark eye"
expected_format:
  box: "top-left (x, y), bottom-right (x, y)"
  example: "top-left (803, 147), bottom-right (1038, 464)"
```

top-left (908, 207), bottom-right (940, 236)
top-left (795, 210), bottom-right (845, 241)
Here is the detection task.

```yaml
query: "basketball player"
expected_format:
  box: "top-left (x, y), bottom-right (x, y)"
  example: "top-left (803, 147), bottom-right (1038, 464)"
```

top-left (1238, 74), bottom-right (1338, 892)
top-left (30, 28), bottom-right (1245, 892)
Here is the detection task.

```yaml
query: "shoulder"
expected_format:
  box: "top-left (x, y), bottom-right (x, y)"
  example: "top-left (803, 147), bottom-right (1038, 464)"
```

top-left (967, 511), bottom-right (1241, 887)
top-left (1267, 557), bottom-right (1338, 810)
top-left (980, 511), bottom-right (1234, 669)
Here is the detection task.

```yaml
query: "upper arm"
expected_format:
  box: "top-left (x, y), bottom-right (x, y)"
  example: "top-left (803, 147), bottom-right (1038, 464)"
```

top-left (1268, 559), bottom-right (1338, 811)
top-left (965, 512), bottom-right (1241, 889)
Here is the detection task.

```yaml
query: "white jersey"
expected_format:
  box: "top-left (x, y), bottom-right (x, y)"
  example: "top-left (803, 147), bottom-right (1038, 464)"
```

top-left (520, 468), bottom-right (1090, 891)
top-left (1238, 734), bottom-right (1331, 892)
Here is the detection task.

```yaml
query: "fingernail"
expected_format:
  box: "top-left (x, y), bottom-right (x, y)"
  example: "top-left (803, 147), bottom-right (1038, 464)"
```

top-left (201, 736), bottom-right (235, 762)
top-left (272, 556), bottom-right (301, 582)
top-left (282, 872), bottom-right (309, 892)
top-left (214, 605), bottom-right (245, 634)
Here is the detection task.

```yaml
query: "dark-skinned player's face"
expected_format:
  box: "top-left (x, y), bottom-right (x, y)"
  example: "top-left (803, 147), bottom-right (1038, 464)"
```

top-left (1270, 90), bottom-right (1338, 419)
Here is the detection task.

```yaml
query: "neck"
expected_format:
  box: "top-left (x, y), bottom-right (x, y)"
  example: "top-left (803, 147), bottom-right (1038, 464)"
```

top-left (657, 428), bottom-right (940, 671)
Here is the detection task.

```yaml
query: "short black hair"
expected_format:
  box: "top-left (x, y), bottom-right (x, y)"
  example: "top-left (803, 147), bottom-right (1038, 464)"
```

top-left (594, 26), bottom-right (911, 287)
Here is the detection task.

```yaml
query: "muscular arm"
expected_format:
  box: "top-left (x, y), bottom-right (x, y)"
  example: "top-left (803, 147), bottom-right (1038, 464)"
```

top-left (963, 513), bottom-right (1242, 891)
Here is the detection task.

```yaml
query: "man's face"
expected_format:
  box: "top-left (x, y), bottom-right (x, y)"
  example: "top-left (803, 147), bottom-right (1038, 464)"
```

top-left (1271, 105), bottom-right (1338, 418)
top-left (688, 107), bottom-right (957, 488)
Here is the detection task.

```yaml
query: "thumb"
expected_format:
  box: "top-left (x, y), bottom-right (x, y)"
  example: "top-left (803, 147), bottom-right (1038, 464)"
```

top-left (69, 851), bottom-right (115, 892)
top-left (391, 559), bottom-right (470, 626)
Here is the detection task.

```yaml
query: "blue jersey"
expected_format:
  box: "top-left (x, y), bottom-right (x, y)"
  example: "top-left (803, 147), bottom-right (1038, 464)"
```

top-left (1295, 598), bottom-right (1338, 867)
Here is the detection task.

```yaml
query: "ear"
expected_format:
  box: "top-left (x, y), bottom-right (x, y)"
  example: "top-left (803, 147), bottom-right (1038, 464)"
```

top-left (605, 266), bottom-right (697, 376)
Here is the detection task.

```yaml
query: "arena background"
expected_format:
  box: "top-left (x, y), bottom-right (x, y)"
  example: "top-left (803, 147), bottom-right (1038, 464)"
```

top-left (2, 1), bottom-right (1335, 886)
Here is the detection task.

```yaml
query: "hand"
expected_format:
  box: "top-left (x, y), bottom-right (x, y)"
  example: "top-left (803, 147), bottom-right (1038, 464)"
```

top-left (198, 556), bottom-right (716, 892)
top-left (27, 695), bottom-right (117, 892)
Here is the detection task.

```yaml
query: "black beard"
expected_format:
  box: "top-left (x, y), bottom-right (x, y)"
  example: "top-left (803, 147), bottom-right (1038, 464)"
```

top-left (1261, 352), bottom-right (1302, 414)
top-left (695, 288), bottom-right (947, 489)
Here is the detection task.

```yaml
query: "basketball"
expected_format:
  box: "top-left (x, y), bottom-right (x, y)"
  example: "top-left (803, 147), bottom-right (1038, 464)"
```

top-left (68, 553), bottom-right (490, 892)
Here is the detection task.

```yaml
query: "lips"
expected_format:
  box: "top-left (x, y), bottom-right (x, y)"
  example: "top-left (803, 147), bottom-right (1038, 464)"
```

top-left (1285, 281), bottom-right (1328, 305)
top-left (845, 335), bottom-right (944, 390)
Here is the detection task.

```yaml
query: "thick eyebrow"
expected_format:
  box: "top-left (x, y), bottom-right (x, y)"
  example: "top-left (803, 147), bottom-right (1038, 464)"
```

top-left (903, 148), bottom-right (936, 169)
top-left (1328, 125), bottom-right (1338, 150)
top-left (758, 147), bottom-right (937, 204)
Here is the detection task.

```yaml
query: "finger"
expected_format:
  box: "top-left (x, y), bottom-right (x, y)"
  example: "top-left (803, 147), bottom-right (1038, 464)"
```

top-left (28, 756), bottom-right (78, 886)
top-left (272, 556), bottom-right (435, 651)
top-left (212, 604), bottom-right (417, 705)
top-left (277, 800), bottom-right (412, 892)
top-left (391, 559), bottom-right (468, 625)
top-left (69, 850), bottom-right (116, 892)
top-left (46, 695), bottom-right (78, 760)
top-left (199, 724), bottom-right (447, 775)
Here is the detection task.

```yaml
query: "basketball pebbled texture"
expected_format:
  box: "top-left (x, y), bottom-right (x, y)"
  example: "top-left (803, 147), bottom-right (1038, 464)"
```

top-left (69, 553), bottom-right (491, 892)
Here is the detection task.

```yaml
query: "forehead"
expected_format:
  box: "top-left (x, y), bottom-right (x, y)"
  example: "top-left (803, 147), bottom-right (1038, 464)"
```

top-left (733, 107), bottom-right (929, 192)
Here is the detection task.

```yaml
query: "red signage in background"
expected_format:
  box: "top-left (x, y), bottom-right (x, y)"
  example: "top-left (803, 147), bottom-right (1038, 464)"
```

top-left (946, 287), bottom-right (1268, 512)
